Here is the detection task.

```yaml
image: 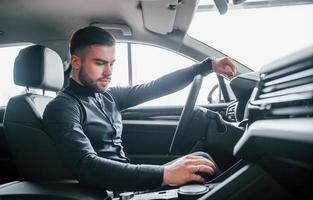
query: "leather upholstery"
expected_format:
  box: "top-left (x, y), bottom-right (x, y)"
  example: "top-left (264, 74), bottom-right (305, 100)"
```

top-left (14, 45), bottom-right (64, 91)
top-left (3, 45), bottom-right (72, 181)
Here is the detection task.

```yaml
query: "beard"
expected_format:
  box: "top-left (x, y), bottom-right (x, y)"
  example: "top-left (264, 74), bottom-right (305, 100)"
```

top-left (78, 65), bottom-right (110, 93)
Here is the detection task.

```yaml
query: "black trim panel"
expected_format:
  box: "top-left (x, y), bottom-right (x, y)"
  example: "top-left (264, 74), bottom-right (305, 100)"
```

top-left (234, 118), bottom-right (313, 162)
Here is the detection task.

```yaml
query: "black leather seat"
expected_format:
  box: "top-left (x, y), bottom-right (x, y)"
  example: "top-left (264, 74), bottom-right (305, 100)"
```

top-left (2, 45), bottom-right (108, 199)
top-left (3, 45), bottom-right (70, 181)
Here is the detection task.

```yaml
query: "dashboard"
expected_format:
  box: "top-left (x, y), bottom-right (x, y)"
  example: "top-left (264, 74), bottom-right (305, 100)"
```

top-left (228, 72), bottom-right (259, 122)
top-left (115, 46), bottom-right (313, 199)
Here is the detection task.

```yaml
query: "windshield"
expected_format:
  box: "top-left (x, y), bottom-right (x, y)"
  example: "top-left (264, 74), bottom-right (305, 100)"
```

top-left (188, 1), bottom-right (313, 71)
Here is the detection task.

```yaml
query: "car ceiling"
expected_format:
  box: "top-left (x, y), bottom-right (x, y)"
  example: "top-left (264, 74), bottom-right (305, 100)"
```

top-left (0, 0), bottom-right (198, 62)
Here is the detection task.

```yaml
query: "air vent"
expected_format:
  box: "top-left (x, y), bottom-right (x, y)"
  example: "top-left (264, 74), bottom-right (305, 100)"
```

top-left (226, 101), bottom-right (237, 122)
top-left (251, 58), bottom-right (313, 119)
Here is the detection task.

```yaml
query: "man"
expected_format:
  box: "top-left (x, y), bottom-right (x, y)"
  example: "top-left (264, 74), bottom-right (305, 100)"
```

top-left (43, 26), bottom-right (236, 191)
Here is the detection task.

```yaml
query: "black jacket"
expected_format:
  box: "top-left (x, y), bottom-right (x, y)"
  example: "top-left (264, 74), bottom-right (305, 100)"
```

top-left (43, 60), bottom-right (213, 191)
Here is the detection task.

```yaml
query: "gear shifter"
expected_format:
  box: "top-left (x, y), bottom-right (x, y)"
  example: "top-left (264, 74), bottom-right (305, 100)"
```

top-left (177, 184), bottom-right (209, 200)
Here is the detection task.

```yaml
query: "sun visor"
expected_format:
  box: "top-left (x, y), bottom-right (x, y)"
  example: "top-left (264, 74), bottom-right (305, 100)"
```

top-left (141, 0), bottom-right (180, 34)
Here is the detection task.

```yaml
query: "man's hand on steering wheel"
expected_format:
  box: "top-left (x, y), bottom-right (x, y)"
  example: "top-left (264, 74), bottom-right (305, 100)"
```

top-left (212, 57), bottom-right (237, 78)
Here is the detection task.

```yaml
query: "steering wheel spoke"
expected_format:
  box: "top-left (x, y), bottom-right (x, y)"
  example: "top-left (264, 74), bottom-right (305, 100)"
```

top-left (169, 74), bottom-right (203, 154)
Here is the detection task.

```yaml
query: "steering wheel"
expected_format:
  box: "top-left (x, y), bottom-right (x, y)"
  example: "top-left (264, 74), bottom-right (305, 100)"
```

top-left (169, 74), bottom-right (203, 154)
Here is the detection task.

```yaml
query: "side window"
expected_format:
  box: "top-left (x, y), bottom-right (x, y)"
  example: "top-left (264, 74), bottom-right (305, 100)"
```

top-left (130, 43), bottom-right (221, 106)
top-left (131, 44), bottom-right (193, 106)
top-left (0, 44), bottom-right (231, 107)
top-left (0, 45), bottom-right (28, 106)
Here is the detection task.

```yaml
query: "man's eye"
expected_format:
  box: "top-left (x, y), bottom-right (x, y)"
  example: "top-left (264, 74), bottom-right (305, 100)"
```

top-left (96, 61), bottom-right (104, 65)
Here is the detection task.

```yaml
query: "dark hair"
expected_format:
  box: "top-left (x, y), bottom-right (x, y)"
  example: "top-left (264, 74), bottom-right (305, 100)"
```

top-left (70, 26), bottom-right (115, 54)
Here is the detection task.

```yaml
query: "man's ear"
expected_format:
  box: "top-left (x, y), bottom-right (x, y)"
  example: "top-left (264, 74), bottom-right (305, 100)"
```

top-left (71, 54), bottom-right (81, 71)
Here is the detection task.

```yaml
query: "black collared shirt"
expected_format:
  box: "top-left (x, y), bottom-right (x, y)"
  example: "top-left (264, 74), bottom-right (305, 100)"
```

top-left (43, 60), bottom-right (212, 191)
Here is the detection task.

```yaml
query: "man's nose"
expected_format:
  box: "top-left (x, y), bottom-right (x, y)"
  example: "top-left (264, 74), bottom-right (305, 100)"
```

top-left (103, 64), bottom-right (112, 75)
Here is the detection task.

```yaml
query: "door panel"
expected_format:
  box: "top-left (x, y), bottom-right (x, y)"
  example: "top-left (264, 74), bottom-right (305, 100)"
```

top-left (121, 103), bottom-right (230, 165)
top-left (122, 106), bottom-right (182, 164)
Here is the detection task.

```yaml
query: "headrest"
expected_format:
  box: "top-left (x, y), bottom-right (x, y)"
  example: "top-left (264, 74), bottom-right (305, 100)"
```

top-left (14, 45), bottom-right (64, 91)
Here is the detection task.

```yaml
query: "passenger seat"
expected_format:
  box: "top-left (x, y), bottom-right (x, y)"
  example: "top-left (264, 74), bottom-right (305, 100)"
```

top-left (1, 45), bottom-right (108, 199)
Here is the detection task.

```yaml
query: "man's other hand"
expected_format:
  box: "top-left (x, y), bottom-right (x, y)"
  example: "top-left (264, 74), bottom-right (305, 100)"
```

top-left (163, 155), bottom-right (216, 186)
top-left (212, 57), bottom-right (237, 78)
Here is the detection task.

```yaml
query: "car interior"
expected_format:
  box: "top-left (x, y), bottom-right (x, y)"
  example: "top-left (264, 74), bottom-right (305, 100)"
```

top-left (0, 0), bottom-right (312, 199)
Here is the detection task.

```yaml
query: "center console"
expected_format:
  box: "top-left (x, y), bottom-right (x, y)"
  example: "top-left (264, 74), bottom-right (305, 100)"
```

top-left (113, 160), bottom-right (247, 200)
top-left (115, 183), bottom-right (217, 200)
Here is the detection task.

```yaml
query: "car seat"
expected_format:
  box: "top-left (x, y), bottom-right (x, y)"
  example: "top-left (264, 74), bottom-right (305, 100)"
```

top-left (2, 45), bottom-right (108, 199)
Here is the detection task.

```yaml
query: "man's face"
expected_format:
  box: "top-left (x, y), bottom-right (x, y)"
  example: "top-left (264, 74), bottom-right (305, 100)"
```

top-left (77, 44), bottom-right (116, 92)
